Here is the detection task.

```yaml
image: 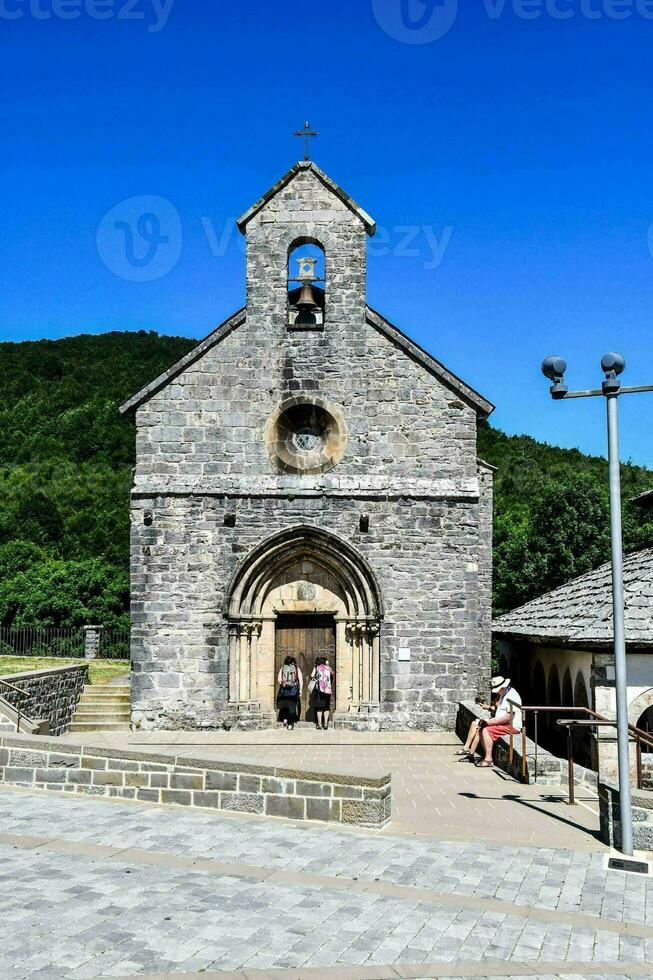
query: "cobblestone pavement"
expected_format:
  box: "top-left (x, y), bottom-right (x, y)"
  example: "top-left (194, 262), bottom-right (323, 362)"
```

top-left (0, 786), bottom-right (650, 979)
top-left (65, 730), bottom-right (602, 850)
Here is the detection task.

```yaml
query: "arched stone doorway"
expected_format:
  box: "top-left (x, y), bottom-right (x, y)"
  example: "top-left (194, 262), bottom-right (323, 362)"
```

top-left (224, 526), bottom-right (383, 721)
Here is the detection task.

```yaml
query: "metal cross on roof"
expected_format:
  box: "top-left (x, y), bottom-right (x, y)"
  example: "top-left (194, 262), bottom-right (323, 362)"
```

top-left (294, 121), bottom-right (319, 161)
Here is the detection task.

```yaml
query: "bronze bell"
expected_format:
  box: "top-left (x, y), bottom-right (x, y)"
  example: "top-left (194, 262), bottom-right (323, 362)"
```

top-left (296, 282), bottom-right (318, 309)
top-left (295, 281), bottom-right (318, 325)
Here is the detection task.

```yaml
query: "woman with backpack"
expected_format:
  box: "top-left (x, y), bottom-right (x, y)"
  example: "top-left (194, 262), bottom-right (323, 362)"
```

top-left (277, 656), bottom-right (302, 730)
top-left (309, 657), bottom-right (334, 731)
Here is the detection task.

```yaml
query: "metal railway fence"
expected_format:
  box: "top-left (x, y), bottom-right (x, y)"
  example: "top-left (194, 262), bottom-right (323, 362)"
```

top-left (0, 627), bottom-right (130, 661)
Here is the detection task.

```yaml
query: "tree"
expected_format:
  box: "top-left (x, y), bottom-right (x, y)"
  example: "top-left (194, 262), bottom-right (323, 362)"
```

top-left (0, 557), bottom-right (129, 629)
top-left (493, 473), bottom-right (612, 614)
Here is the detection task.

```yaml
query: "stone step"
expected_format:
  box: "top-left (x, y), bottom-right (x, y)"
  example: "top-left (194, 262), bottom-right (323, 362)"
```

top-left (78, 695), bottom-right (130, 705)
top-left (67, 721), bottom-right (131, 732)
top-left (83, 687), bottom-right (130, 695)
top-left (72, 711), bottom-right (130, 725)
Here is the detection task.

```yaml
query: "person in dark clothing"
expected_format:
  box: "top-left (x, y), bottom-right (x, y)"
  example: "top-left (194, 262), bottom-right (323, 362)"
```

top-left (277, 656), bottom-right (302, 731)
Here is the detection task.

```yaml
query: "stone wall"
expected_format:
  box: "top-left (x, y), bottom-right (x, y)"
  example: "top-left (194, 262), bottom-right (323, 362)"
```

top-left (127, 163), bottom-right (492, 733)
top-left (599, 781), bottom-right (653, 851)
top-left (0, 735), bottom-right (391, 829)
top-left (0, 666), bottom-right (88, 736)
top-left (131, 497), bottom-right (488, 732)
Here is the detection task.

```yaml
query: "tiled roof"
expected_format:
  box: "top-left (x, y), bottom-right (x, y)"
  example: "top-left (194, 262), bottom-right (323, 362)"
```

top-left (492, 549), bottom-right (653, 648)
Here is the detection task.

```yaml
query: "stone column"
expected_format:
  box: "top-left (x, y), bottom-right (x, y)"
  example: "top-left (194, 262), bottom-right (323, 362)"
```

top-left (248, 622), bottom-right (262, 705)
top-left (228, 623), bottom-right (240, 705)
top-left (347, 622), bottom-right (362, 712)
top-left (83, 626), bottom-right (102, 661)
top-left (335, 619), bottom-right (349, 713)
top-left (239, 625), bottom-right (250, 703)
top-left (370, 623), bottom-right (381, 705)
top-left (361, 624), bottom-right (371, 705)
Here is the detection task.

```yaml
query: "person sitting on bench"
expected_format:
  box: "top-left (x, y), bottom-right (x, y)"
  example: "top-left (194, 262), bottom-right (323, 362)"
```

top-left (455, 692), bottom-right (497, 761)
top-left (475, 676), bottom-right (522, 769)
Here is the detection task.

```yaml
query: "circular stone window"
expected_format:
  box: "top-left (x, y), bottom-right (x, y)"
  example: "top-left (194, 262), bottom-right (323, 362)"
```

top-left (265, 397), bottom-right (348, 475)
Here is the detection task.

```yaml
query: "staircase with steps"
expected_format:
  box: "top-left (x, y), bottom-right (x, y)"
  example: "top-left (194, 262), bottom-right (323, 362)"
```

top-left (67, 680), bottom-right (131, 733)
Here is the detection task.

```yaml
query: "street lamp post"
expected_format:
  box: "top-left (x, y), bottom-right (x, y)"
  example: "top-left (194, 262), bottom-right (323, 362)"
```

top-left (541, 353), bottom-right (653, 858)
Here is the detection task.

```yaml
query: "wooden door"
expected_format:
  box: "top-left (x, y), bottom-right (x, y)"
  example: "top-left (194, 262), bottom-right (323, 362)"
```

top-left (275, 615), bottom-right (336, 722)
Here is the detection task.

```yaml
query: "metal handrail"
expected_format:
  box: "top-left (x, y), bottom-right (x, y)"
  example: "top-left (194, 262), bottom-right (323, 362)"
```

top-left (502, 699), bottom-right (653, 798)
top-left (0, 679), bottom-right (29, 733)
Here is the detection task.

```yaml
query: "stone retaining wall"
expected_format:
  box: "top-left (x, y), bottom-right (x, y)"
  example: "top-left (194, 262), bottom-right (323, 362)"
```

top-left (599, 781), bottom-right (653, 850)
top-left (0, 666), bottom-right (88, 736)
top-left (0, 735), bottom-right (391, 829)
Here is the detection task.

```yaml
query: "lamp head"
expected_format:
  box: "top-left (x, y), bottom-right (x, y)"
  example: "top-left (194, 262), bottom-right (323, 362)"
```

top-left (601, 352), bottom-right (626, 394)
top-left (541, 356), bottom-right (568, 399)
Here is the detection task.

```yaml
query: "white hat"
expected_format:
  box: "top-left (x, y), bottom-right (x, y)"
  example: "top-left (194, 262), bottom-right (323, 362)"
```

top-left (491, 675), bottom-right (510, 693)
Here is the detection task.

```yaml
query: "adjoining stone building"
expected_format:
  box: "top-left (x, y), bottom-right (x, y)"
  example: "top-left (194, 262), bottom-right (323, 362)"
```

top-left (492, 548), bottom-right (653, 774)
top-left (120, 160), bottom-right (495, 732)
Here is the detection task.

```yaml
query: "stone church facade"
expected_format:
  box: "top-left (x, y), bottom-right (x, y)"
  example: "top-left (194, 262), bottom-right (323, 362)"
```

top-left (121, 161), bottom-right (495, 732)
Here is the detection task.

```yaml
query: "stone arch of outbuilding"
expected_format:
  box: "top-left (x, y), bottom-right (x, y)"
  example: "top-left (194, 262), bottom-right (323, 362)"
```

top-left (628, 688), bottom-right (653, 729)
top-left (223, 526), bottom-right (384, 716)
top-left (574, 672), bottom-right (590, 709)
top-left (562, 668), bottom-right (573, 708)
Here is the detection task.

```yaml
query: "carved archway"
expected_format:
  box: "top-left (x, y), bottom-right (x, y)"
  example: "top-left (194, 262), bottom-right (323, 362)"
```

top-left (224, 526), bottom-right (383, 716)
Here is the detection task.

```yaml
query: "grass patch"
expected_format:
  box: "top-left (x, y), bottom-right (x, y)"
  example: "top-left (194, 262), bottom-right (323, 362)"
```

top-left (0, 656), bottom-right (129, 686)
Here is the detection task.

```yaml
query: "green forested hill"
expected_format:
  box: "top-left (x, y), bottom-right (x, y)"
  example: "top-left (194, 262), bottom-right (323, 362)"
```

top-left (0, 332), bottom-right (195, 628)
top-left (0, 331), bottom-right (651, 626)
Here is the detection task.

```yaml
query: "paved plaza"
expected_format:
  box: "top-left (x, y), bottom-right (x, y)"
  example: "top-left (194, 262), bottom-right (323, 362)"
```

top-left (2, 727), bottom-right (652, 979)
top-left (64, 729), bottom-right (602, 850)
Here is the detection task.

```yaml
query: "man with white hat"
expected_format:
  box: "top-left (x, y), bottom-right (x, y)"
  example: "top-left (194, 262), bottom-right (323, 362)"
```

top-left (476, 676), bottom-right (523, 768)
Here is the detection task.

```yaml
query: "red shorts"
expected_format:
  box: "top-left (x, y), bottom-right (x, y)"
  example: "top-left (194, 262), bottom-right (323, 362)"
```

top-left (485, 724), bottom-right (519, 743)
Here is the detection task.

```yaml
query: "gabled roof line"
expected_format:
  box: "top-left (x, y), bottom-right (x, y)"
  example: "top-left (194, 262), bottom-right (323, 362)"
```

top-left (365, 306), bottom-right (495, 418)
top-left (120, 303), bottom-right (495, 418)
top-left (236, 161), bottom-right (377, 236)
top-left (119, 308), bottom-right (246, 415)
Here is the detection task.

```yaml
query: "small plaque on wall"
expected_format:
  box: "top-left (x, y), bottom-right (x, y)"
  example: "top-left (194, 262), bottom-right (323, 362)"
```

top-left (398, 648), bottom-right (411, 663)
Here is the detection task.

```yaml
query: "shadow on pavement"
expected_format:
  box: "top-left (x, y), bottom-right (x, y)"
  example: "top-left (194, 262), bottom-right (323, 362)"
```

top-left (458, 790), bottom-right (603, 843)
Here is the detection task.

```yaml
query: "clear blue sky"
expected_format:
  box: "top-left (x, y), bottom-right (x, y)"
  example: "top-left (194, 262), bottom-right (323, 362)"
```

top-left (2, 1), bottom-right (653, 467)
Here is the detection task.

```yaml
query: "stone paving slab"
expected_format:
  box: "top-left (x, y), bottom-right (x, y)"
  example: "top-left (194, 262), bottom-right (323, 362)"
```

top-left (0, 788), bottom-right (643, 926)
top-left (0, 786), bottom-right (651, 977)
top-left (1, 839), bottom-right (650, 979)
top-left (132, 971), bottom-right (653, 979)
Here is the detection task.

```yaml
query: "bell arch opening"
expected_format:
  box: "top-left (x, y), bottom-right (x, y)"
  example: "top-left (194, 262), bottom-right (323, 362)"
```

top-left (224, 526), bottom-right (383, 719)
top-left (287, 239), bottom-right (325, 329)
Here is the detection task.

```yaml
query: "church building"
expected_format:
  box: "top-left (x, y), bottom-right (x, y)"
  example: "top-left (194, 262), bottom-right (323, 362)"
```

top-left (120, 159), bottom-right (495, 732)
